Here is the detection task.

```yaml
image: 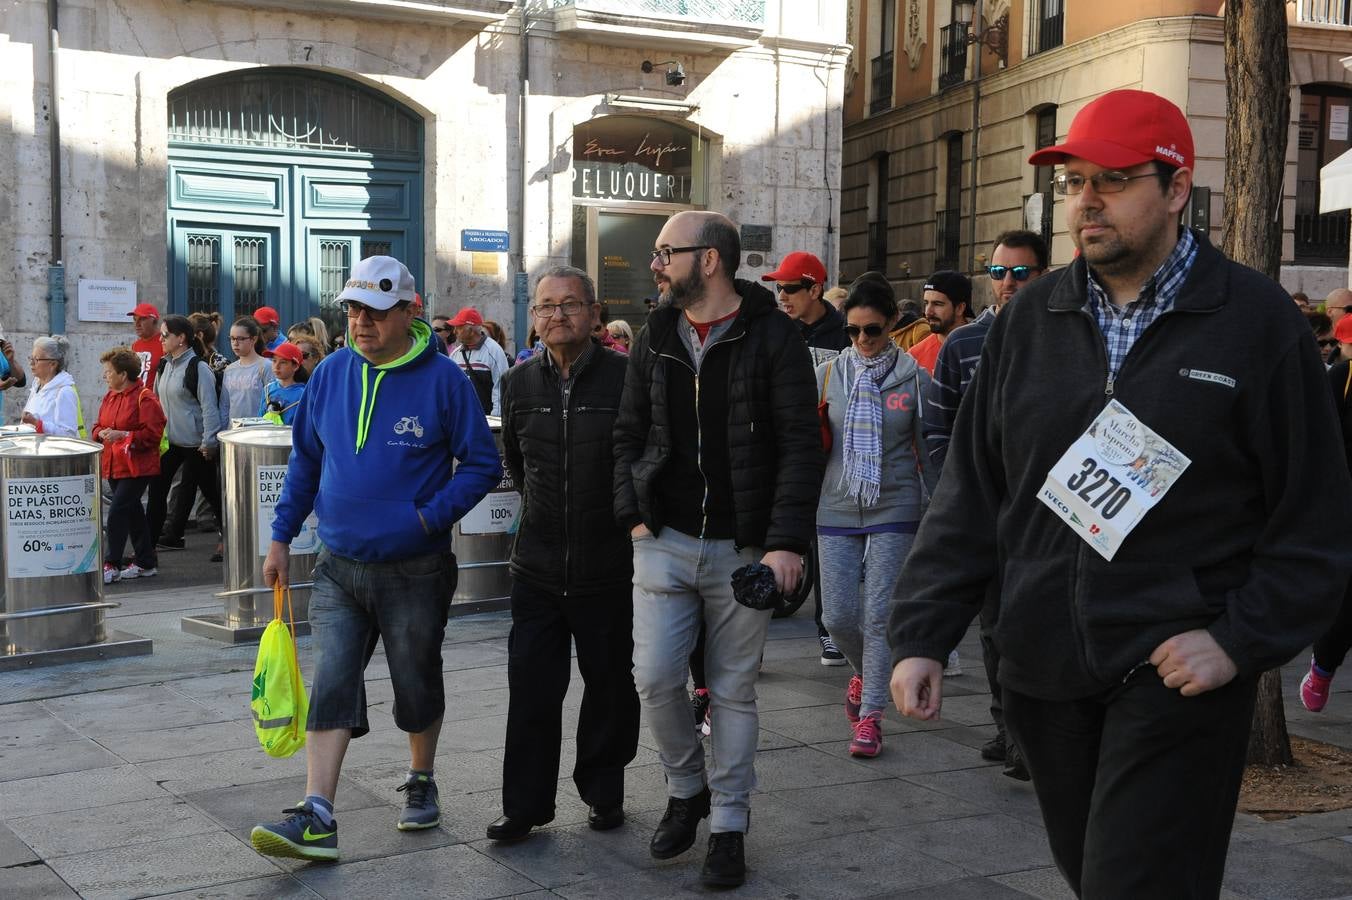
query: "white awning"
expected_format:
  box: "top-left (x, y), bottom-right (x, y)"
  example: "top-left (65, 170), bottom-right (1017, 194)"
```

top-left (1320, 149), bottom-right (1352, 213)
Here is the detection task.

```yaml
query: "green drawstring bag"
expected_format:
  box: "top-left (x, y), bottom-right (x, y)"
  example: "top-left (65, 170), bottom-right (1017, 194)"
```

top-left (251, 584), bottom-right (308, 758)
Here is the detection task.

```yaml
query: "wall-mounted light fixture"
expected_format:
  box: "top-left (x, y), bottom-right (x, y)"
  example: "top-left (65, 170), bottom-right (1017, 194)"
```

top-left (641, 59), bottom-right (686, 87)
top-left (953, 1), bottom-right (1010, 66)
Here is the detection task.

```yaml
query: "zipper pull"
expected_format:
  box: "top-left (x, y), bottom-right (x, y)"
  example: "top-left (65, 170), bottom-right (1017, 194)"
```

top-left (1104, 376), bottom-right (1115, 398)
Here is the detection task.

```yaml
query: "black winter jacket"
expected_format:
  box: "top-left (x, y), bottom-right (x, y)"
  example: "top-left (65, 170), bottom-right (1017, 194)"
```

top-left (613, 279), bottom-right (823, 555)
top-left (889, 235), bottom-right (1352, 700)
top-left (800, 300), bottom-right (850, 352)
top-left (501, 343), bottom-right (631, 594)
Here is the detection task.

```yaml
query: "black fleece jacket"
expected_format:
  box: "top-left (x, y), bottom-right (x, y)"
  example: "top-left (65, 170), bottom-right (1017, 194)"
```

top-left (613, 279), bottom-right (823, 555)
top-left (889, 236), bottom-right (1352, 700)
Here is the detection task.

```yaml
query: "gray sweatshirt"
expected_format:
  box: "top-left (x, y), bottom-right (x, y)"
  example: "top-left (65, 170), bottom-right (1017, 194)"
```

top-left (815, 349), bottom-right (939, 528)
top-left (156, 349), bottom-right (222, 449)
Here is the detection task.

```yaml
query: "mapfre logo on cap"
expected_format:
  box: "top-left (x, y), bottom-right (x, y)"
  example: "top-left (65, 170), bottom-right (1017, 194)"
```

top-left (1156, 144), bottom-right (1185, 165)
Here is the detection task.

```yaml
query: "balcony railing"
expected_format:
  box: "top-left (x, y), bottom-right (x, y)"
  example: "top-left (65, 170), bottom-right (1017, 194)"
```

top-left (867, 221), bottom-right (888, 272)
top-left (547, 0), bottom-right (765, 26)
top-left (1296, 178), bottom-right (1351, 263)
top-left (870, 52), bottom-right (894, 115)
top-left (939, 23), bottom-right (969, 90)
top-left (936, 209), bottom-right (961, 270)
top-left (1298, 0), bottom-right (1351, 25)
top-left (1031, 11), bottom-right (1064, 53)
top-left (1023, 191), bottom-right (1054, 248)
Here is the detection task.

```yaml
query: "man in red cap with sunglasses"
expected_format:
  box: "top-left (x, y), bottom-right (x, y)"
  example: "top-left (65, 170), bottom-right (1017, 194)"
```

top-left (763, 251), bottom-right (848, 353)
top-left (889, 89), bottom-right (1352, 897)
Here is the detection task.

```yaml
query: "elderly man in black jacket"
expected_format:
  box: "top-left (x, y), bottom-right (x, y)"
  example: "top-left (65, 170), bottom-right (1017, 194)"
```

top-left (614, 210), bottom-right (822, 888)
top-left (487, 266), bottom-right (639, 843)
top-left (889, 90), bottom-right (1352, 899)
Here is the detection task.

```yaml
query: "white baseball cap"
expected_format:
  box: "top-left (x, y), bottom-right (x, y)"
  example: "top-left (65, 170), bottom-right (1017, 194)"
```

top-left (336, 256), bottom-right (416, 311)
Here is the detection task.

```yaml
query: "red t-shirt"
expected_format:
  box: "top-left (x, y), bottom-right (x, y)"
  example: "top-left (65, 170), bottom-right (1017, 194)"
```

top-left (908, 333), bottom-right (943, 376)
top-left (132, 336), bottom-right (163, 390)
top-left (686, 309), bottom-right (739, 344)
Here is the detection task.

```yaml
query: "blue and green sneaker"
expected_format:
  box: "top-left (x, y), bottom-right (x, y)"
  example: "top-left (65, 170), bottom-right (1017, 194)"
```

top-left (396, 773), bottom-right (441, 830)
top-left (250, 802), bottom-right (339, 861)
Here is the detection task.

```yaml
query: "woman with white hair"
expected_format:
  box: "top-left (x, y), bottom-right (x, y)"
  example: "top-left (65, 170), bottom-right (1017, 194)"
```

top-left (21, 335), bottom-right (82, 437)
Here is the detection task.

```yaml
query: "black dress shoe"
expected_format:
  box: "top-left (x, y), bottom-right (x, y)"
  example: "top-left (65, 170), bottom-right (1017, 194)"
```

top-left (587, 804), bottom-right (625, 831)
top-left (701, 831), bottom-right (746, 888)
top-left (980, 733), bottom-right (1007, 762)
top-left (1003, 742), bottom-right (1032, 782)
top-left (486, 815), bottom-right (540, 841)
top-left (649, 787), bottom-right (710, 859)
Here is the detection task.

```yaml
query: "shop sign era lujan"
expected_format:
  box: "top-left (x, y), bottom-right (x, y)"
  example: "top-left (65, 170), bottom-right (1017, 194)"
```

top-left (572, 119), bottom-right (697, 204)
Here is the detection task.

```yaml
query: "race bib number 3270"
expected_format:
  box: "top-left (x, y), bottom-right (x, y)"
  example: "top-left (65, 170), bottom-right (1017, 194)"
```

top-left (1037, 400), bottom-right (1191, 561)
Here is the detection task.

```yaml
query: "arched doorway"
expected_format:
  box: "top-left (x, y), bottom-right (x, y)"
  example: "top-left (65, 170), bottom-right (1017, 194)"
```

top-left (166, 68), bottom-right (424, 338)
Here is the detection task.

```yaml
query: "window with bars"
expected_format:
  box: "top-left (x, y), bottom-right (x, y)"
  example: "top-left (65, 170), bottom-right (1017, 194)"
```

top-left (186, 235), bottom-right (221, 315)
top-left (234, 238), bottom-right (267, 307)
top-left (1299, 0), bottom-right (1351, 24)
top-left (1028, 0), bottom-right (1064, 55)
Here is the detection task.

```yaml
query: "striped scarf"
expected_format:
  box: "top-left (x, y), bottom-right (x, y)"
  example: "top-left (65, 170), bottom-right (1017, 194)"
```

top-left (838, 343), bottom-right (898, 506)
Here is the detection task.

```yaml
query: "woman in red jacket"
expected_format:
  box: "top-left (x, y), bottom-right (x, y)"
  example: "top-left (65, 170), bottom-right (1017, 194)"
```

top-left (93, 347), bottom-right (167, 584)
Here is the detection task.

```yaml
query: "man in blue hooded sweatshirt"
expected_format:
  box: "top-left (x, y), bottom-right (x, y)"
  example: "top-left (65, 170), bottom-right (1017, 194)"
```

top-left (250, 255), bottom-right (500, 862)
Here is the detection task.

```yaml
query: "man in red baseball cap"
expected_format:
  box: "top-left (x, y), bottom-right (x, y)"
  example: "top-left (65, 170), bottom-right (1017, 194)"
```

top-left (890, 89), bottom-right (1352, 897)
top-left (762, 251), bottom-right (847, 354)
top-left (446, 307), bottom-right (509, 416)
top-left (253, 306), bottom-right (284, 352)
top-left (127, 302), bottom-right (163, 389)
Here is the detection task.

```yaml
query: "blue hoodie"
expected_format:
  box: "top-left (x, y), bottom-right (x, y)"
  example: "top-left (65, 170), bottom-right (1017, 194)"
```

top-left (272, 318), bottom-right (501, 561)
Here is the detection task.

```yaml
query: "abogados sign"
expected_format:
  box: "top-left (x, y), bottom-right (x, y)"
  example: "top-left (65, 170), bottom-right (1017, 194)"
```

top-left (572, 117), bottom-right (704, 205)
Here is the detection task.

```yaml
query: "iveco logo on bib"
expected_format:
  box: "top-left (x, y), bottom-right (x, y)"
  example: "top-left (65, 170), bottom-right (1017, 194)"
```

top-left (394, 416), bottom-right (424, 438)
top-left (1042, 486), bottom-right (1071, 517)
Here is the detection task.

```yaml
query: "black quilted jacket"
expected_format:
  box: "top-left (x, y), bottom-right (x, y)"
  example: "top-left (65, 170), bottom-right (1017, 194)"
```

top-left (613, 279), bottom-right (823, 555)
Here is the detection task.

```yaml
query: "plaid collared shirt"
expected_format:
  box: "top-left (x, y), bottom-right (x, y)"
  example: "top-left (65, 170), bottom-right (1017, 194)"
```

top-left (1085, 227), bottom-right (1198, 381)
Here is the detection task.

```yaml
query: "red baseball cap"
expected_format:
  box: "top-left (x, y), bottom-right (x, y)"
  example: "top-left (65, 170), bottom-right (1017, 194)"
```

top-left (447, 308), bottom-right (483, 327)
top-left (267, 342), bottom-right (304, 365)
top-left (762, 251), bottom-right (827, 285)
top-left (1335, 316), bottom-right (1352, 344)
top-left (253, 306), bottom-right (281, 326)
top-left (127, 303), bottom-right (160, 319)
top-left (1027, 90), bottom-right (1193, 171)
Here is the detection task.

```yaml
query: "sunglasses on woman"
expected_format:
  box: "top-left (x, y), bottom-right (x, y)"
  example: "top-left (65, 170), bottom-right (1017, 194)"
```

top-left (844, 324), bottom-right (885, 339)
top-left (987, 265), bottom-right (1039, 282)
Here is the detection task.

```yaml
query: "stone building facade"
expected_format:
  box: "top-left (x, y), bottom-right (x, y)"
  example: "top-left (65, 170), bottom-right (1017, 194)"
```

top-left (842, 0), bottom-right (1352, 306)
top-left (2, 0), bottom-right (846, 417)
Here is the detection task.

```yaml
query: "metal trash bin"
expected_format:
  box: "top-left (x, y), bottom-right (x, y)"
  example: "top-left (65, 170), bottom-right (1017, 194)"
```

top-left (0, 434), bottom-right (151, 669)
top-left (451, 416), bottom-right (519, 614)
top-left (181, 424), bottom-right (319, 643)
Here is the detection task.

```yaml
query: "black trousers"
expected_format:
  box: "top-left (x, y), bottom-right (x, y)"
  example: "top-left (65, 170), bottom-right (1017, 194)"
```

top-left (104, 476), bottom-right (154, 568)
top-left (1004, 670), bottom-right (1257, 900)
top-left (1313, 576), bottom-right (1352, 673)
top-left (502, 579), bottom-right (640, 822)
top-left (147, 444), bottom-right (222, 545)
top-left (979, 607), bottom-right (1005, 733)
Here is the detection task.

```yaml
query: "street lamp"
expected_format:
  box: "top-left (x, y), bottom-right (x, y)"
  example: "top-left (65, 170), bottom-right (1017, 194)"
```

top-left (953, 0), bottom-right (1010, 66)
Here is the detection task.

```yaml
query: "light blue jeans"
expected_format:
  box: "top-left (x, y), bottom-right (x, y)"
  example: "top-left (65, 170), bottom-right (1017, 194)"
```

top-left (631, 527), bottom-right (771, 833)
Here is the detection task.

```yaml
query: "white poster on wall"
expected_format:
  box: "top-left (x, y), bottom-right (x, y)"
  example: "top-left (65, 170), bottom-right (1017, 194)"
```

top-left (256, 465), bottom-right (320, 557)
top-left (1330, 105), bottom-right (1349, 143)
top-left (77, 279), bottom-right (137, 323)
top-left (460, 490), bottom-right (521, 535)
top-left (5, 475), bottom-right (99, 579)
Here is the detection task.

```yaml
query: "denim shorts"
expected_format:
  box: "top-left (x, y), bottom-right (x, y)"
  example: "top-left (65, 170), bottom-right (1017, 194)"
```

top-left (306, 547), bottom-right (458, 737)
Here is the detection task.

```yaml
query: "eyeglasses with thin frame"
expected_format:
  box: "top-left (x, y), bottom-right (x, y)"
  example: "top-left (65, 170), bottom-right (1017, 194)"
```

top-left (28, 357), bottom-right (56, 364)
top-left (651, 245), bottom-right (711, 267)
top-left (340, 300), bottom-right (408, 322)
top-left (1328, 306), bottom-right (1351, 314)
top-left (987, 265), bottom-right (1041, 282)
top-left (1053, 171), bottom-right (1160, 196)
top-left (532, 300), bottom-right (590, 319)
top-left (776, 281), bottom-right (815, 295)
top-left (844, 324), bottom-right (886, 340)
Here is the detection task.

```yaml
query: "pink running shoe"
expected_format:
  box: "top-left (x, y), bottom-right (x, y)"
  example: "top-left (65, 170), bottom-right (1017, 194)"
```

top-left (845, 673), bottom-right (863, 724)
top-left (850, 712), bottom-right (882, 758)
top-left (1301, 658), bottom-right (1332, 713)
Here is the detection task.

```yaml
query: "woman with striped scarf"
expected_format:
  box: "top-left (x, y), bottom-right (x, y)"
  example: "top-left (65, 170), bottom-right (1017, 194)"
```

top-left (815, 278), bottom-right (938, 758)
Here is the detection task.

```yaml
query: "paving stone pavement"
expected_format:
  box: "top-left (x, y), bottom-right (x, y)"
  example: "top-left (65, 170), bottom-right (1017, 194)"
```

top-left (1, 583), bottom-right (1351, 899)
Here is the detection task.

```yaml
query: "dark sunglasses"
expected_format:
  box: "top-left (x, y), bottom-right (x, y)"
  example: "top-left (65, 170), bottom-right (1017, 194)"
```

top-left (1318, 338), bottom-right (1340, 349)
top-left (432, 325), bottom-right (450, 334)
top-left (776, 281), bottom-right (815, 295)
top-left (844, 324), bottom-right (886, 339)
top-left (987, 265), bottom-right (1040, 282)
